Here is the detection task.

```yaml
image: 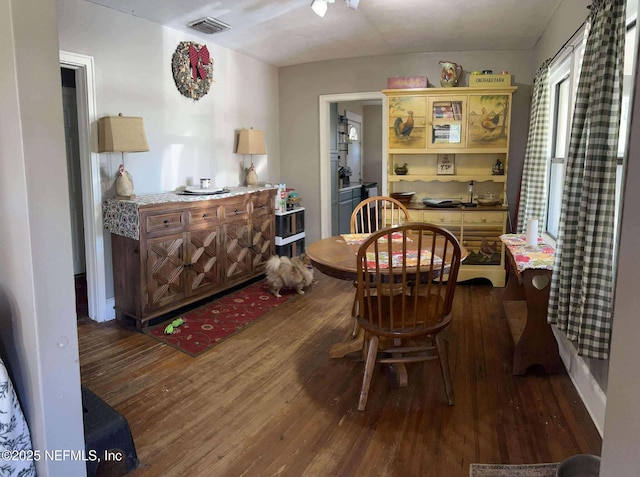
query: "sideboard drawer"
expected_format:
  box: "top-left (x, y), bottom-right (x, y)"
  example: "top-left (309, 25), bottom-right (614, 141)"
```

top-left (423, 210), bottom-right (463, 225)
top-left (463, 211), bottom-right (505, 225)
top-left (222, 200), bottom-right (249, 220)
top-left (251, 190), bottom-right (275, 214)
top-left (188, 206), bottom-right (222, 228)
top-left (144, 211), bottom-right (185, 235)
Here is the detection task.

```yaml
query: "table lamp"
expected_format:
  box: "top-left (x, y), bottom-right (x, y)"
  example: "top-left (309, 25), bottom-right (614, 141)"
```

top-left (98, 113), bottom-right (149, 199)
top-left (236, 128), bottom-right (266, 186)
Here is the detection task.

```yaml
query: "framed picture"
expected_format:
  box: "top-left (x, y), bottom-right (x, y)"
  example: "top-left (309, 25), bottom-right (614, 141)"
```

top-left (437, 154), bottom-right (455, 175)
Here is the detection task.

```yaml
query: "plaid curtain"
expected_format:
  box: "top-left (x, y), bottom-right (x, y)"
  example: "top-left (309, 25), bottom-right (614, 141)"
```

top-left (517, 60), bottom-right (551, 233)
top-left (548, 0), bottom-right (625, 359)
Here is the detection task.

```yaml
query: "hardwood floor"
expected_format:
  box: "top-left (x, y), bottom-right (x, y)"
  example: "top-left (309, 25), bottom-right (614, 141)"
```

top-left (78, 272), bottom-right (602, 477)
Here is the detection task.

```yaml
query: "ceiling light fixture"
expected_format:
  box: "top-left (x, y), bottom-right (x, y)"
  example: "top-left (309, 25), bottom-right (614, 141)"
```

top-left (345, 0), bottom-right (360, 10)
top-left (311, 0), bottom-right (361, 17)
top-left (311, 0), bottom-right (330, 17)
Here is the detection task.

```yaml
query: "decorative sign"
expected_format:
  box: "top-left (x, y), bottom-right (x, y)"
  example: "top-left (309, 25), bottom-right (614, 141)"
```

top-left (437, 154), bottom-right (456, 175)
top-left (172, 41), bottom-right (214, 100)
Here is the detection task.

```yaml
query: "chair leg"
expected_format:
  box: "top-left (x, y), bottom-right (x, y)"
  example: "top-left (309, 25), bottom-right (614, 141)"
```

top-left (391, 338), bottom-right (408, 388)
top-left (351, 293), bottom-right (359, 337)
top-left (435, 333), bottom-right (455, 406)
top-left (358, 335), bottom-right (379, 411)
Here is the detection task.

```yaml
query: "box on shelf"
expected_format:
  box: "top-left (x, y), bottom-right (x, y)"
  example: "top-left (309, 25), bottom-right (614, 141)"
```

top-left (387, 76), bottom-right (428, 89)
top-left (468, 74), bottom-right (512, 88)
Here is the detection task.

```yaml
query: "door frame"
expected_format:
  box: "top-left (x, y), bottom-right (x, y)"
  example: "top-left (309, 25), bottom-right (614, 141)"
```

top-left (60, 51), bottom-right (108, 322)
top-left (318, 92), bottom-right (387, 238)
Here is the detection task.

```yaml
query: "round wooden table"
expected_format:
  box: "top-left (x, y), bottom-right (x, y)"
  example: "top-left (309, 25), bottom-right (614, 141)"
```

top-left (305, 236), bottom-right (362, 281)
top-left (306, 234), bottom-right (467, 281)
top-left (306, 234), bottom-right (467, 359)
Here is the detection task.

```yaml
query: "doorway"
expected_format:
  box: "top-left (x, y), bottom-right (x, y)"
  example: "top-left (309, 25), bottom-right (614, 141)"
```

top-left (59, 51), bottom-right (109, 322)
top-left (319, 92), bottom-right (386, 237)
top-left (61, 67), bottom-right (88, 317)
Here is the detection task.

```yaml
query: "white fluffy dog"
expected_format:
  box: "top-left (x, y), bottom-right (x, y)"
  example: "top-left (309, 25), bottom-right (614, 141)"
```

top-left (265, 254), bottom-right (314, 298)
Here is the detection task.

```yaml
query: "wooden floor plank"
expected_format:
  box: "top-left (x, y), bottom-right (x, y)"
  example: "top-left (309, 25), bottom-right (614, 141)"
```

top-left (78, 273), bottom-right (601, 477)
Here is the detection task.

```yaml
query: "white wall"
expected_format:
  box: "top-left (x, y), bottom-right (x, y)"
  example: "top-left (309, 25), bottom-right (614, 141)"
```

top-left (600, 13), bottom-right (640, 476)
top-left (279, 50), bottom-right (534, 242)
top-left (534, 0), bottom-right (591, 67)
top-left (57, 0), bottom-right (280, 301)
top-left (0, 0), bottom-right (85, 474)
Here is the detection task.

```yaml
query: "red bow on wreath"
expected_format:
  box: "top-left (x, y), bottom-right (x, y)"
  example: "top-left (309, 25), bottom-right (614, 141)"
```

top-left (189, 44), bottom-right (210, 81)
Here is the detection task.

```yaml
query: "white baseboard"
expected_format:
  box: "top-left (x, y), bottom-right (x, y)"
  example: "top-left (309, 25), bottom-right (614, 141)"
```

top-left (89, 298), bottom-right (115, 323)
top-left (103, 298), bottom-right (116, 321)
top-left (553, 326), bottom-right (606, 436)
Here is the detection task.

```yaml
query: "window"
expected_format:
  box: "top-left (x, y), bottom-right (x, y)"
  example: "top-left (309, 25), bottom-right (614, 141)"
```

top-left (546, 69), bottom-right (573, 240)
top-left (544, 15), bottom-right (638, 248)
top-left (545, 42), bottom-right (582, 242)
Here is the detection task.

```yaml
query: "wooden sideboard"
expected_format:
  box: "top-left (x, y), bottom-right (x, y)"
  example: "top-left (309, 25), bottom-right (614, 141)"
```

top-left (104, 188), bottom-right (277, 329)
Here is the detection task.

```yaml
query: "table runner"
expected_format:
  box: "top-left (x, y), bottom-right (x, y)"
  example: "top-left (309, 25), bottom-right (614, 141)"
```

top-left (365, 250), bottom-right (441, 269)
top-left (341, 233), bottom-right (440, 268)
top-left (499, 233), bottom-right (555, 273)
top-left (341, 232), bottom-right (411, 246)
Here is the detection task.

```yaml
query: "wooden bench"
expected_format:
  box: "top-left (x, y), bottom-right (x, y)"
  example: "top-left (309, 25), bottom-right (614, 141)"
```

top-left (499, 234), bottom-right (563, 375)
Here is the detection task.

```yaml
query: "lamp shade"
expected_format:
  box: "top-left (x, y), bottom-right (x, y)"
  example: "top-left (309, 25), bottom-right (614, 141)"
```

top-left (98, 115), bottom-right (149, 153)
top-left (236, 128), bottom-right (266, 155)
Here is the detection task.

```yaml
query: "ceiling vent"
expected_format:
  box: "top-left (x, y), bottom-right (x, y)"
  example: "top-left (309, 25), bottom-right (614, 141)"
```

top-left (187, 17), bottom-right (231, 34)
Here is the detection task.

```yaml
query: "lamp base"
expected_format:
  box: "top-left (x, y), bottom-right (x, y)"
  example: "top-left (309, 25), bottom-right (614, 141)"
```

top-left (245, 164), bottom-right (259, 186)
top-left (115, 169), bottom-right (134, 197)
top-left (115, 195), bottom-right (136, 200)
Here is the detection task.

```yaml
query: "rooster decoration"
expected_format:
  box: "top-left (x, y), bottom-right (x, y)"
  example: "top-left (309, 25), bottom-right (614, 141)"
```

top-left (479, 238), bottom-right (499, 261)
top-left (480, 107), bottom-right (500, 135)
top-left (115, 163), bottom-right (134, 197)
top-left (394, 111), bottom-right (414, 138)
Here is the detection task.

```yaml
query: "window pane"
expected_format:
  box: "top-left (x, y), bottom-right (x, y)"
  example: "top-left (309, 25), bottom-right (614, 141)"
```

top-left (554, 78), bottom-right (570, 158)
top-left (547, 161), bottom-right (564, 239)
top-left (618, 24), bottom-right (637, 156)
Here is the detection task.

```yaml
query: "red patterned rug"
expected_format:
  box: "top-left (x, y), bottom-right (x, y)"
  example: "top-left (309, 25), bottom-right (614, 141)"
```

top-left (142, 279), bottom-right (293, 357)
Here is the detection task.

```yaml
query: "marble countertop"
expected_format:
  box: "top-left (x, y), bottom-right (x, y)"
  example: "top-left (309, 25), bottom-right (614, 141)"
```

top-left (111, 186), bottom-right (277, 206)
top-left (103, 186), bottom-right (277, 240)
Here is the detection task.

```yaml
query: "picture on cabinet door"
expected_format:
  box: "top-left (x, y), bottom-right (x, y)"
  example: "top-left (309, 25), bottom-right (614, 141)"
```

top-left (467, 95), bottom-right (510, 148)
top-left (388, 96), bottom-right (426, 149)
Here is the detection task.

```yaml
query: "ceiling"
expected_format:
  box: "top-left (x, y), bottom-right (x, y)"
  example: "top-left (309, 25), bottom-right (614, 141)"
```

top-left (84, 0), bottom-right (564, 67)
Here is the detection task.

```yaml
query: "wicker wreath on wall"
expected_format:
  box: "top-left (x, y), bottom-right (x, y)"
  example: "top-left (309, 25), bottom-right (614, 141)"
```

top-left (171, 41), bottom-right (214, 100)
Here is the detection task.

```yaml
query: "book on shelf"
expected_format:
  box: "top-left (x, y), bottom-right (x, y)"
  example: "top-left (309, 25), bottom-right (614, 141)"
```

top-left (451, 102), bottom-right (462, 120)
top-left (432, 124), bottom-right (461, 144)
top-left (434, 104), bottom-right (454, 119)
top-left (433, 102), bottom-right (462, 121)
